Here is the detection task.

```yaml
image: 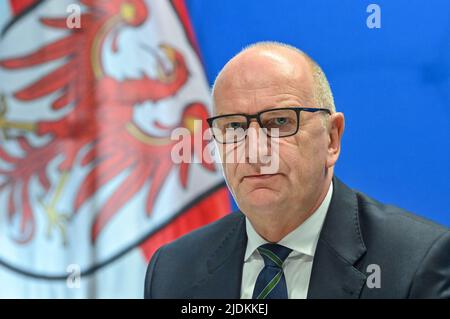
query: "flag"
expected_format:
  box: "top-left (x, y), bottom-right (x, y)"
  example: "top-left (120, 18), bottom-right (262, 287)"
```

top-left (0, 0), bottom-right (231, 298)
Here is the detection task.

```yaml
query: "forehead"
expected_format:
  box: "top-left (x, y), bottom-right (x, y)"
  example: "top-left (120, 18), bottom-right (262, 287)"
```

top-left (213, 49), bottom-right (314, 115)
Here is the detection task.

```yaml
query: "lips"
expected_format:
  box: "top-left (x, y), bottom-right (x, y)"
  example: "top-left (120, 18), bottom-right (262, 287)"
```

top-left (243, 173), bottom-right (280, 181)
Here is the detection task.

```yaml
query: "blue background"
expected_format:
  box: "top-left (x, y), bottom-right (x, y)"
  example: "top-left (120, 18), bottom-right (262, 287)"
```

top-left (186, 0), bottom-right (450, 226)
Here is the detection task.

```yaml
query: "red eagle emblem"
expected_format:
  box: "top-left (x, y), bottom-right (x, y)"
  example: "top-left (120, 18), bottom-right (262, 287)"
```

top-left (0, 0), bottom-right (214, 244)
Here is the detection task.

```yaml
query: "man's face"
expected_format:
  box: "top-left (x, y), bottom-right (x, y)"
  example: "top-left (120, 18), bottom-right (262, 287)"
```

top-left (213, 49), bottom-right (342, 221)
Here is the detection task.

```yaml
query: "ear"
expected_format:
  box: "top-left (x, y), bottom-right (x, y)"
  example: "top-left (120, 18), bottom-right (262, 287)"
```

top-left (326, 112), bottom-right (345, 168)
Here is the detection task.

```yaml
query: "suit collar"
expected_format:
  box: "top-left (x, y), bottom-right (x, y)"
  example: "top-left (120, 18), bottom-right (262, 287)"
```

top-left (307, 176), bottom-right (367, 298)
top-left (190, 176), bottom-right (368, 299)
top-left (190, 212), bottom-right (247, 298)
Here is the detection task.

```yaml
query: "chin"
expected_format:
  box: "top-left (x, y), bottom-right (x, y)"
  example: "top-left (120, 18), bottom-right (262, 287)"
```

top-left (242, 188), bottom-right (282, 210)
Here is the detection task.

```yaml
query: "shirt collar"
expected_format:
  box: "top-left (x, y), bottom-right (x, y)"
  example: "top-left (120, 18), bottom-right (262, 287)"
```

top-left (244, 180), bottom-right (333, 261)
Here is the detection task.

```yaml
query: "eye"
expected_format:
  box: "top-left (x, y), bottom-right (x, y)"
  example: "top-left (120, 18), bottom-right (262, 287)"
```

top-left (273, 117), bottom-right (288, 126)
top-left (226, 122), bottom-right (245, 130)
top-left (268, 117), bottom-right (289, 126)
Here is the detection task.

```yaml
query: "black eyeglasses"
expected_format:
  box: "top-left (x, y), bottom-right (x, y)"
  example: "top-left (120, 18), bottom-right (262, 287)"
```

top-left (206, 107), bottom-right (331, 144)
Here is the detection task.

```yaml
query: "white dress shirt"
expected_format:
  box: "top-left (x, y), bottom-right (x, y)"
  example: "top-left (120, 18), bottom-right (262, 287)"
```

top-left (240, 181), bottom-right (333, 299)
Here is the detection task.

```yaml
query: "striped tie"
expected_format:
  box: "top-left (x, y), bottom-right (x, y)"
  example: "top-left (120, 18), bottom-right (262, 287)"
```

top-left (252, 243), bottom-right (292, 299)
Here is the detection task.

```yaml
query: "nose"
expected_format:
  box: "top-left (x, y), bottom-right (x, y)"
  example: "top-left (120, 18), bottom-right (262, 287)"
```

top-left (245, 120), bottom-right (270, 165)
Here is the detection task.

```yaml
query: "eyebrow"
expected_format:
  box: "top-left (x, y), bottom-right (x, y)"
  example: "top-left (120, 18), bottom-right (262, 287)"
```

top-left (215, 104), bottom-right (311, 116)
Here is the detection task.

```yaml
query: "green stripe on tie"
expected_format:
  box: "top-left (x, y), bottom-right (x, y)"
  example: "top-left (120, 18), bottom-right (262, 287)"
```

top-left (258, 247), bottom-right (283, 267)
top-left (256, 270), bottom-right (283, 299)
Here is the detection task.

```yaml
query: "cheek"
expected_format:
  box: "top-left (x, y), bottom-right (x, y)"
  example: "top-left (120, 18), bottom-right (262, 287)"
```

top-left (218, 143), bottom-right (245, 165)
top-left (280, 136), bottom-right (326, 181)
top-left (281, 149), bottom-right (306, 182)
top-left (219, 143), bottom-right (248, 188)
top-left (223, 162), bottom-right (239, 188)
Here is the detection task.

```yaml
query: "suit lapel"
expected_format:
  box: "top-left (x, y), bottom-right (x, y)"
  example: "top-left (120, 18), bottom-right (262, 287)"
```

top-left (188, 177), bottom-right (367, 299)
top-left (190, 213), bottom-right (247, 298)
top-left (307, 177), bottom-right (368, 298)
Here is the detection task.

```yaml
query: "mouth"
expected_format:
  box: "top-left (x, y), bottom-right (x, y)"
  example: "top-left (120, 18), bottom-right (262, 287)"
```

top-left (242, 173), bottom-right (281, 182)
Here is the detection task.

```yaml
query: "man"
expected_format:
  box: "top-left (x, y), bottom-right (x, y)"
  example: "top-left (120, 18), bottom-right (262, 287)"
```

top-left (144, 42), bottom-right (450, 298)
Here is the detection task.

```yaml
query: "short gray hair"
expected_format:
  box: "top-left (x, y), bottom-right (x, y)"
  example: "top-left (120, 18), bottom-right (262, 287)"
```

top-left (212, 41), bottom-right (336, 113)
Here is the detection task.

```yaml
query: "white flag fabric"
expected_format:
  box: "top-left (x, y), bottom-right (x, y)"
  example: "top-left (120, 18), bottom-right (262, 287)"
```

top-left (0, 0), bottom-right (230, 298)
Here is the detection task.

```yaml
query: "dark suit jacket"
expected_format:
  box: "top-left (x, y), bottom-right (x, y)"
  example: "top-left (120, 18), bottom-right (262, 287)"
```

top-left (144, 177), bottom-right (450, 298)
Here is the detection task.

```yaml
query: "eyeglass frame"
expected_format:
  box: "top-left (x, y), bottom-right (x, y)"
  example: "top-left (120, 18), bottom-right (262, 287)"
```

top-left (206, 107), bottom-right (332, 144)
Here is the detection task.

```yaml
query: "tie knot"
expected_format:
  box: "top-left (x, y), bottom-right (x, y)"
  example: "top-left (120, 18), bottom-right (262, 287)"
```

top-left (257, 243), bottom-right (292, 268)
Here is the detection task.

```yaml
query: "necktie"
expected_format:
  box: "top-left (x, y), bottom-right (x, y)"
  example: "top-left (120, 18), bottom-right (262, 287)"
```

top-left (252, 243), bottom-right (292, 299)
